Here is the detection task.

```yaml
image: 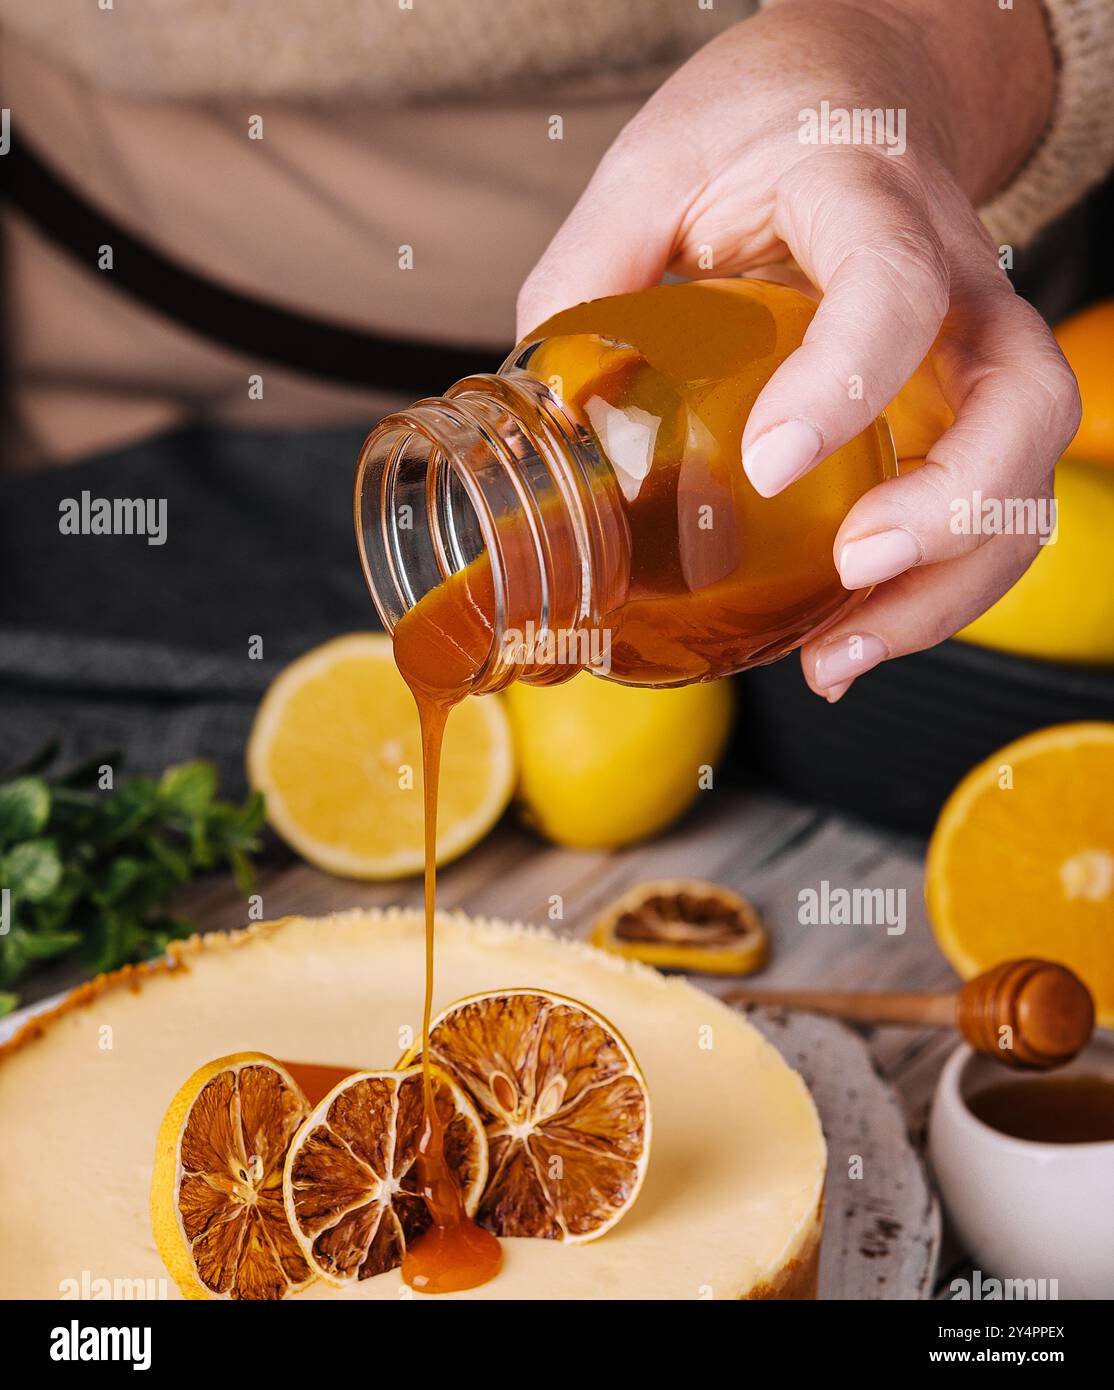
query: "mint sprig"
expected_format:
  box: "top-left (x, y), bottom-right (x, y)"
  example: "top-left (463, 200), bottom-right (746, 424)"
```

top-left (0, 753), bottom-right (264, 1015)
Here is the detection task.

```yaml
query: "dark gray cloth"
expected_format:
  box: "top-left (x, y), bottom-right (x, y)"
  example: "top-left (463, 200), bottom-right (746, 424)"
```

top-left (0, 423), bottom-right (380, 794)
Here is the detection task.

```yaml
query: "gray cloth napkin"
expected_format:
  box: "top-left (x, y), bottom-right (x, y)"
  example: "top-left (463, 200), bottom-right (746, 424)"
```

top-left (0, 423), bottom-right (379, 795)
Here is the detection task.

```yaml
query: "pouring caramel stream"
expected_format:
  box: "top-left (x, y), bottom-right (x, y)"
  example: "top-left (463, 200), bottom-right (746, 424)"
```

top-left (394, 585), bottom-right (502, 1293)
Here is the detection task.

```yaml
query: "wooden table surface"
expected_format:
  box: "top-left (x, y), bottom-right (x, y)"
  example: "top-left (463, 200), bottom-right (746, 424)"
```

top-left (20, 782), bottom-right (970, 1296)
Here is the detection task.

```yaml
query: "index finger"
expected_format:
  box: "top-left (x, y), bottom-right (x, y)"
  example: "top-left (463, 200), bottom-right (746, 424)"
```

top-left (741, 151), bottom-right (951, 497)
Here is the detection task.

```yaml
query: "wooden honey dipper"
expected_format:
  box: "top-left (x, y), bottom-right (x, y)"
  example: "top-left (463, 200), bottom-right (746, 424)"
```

top-left (726, 958), bottom-right (1095, 1070)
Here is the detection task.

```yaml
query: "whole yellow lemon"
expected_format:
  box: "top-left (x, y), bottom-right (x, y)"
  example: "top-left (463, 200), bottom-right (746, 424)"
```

top-left (505, 673), bottom-right (734, 850)
top-left (956, 459), bottom-right (1114, 665)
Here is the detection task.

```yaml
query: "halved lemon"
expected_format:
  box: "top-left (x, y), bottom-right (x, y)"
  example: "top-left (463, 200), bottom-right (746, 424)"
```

top-left (246, 633), bottom-right (515, 878)
top-left (150, 1052), bottom-right (314, 1300)
top-left (402, 989), bottom-right (651, 1242)
top-left (927, 723), bottom-right (1114, 1027)
top-left (283, 1066), bottom-right (487, 1284)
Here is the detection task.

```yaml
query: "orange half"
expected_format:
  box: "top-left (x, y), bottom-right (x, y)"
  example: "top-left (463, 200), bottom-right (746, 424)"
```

top-left (927, 723), bottom-right (1114, 1027)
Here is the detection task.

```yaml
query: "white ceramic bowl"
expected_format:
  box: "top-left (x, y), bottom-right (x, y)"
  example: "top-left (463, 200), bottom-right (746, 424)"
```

top-left (929, 1037), bottom-right (1114, 1299)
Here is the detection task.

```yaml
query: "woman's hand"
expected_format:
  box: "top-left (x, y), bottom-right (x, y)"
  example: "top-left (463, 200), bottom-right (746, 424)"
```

top-left (517, 0), bottom-right (1081, 700)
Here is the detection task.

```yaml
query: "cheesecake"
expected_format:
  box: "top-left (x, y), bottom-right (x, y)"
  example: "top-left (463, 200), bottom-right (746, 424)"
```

top-left (0, 909), bottom-right (825, 1300)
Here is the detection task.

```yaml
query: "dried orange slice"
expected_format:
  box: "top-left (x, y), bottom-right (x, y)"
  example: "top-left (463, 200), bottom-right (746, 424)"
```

top-left (150, 1052), bottom-right (314, 1300)
top-left (282, 1066), bottom-right (487, 1284)
top-left (927, 722), bottom-right (1114, 1027)
top-left (402, 989), bottom-right (651, 1242)
top-left (592, 878), bottom-right (768, 975)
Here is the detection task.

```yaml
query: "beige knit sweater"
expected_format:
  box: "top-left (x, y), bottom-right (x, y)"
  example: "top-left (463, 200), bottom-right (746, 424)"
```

top-left (980, 0), bottom-right (1114, 246)
top-left (0, 0), bottom-right (745, 101)
top-left (2, 0), bottom-right (1113, 466)
top-left (4, 0), bottom-right (1113, 244)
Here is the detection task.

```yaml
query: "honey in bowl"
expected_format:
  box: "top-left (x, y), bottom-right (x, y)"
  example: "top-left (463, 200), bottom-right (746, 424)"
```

top-left (968, 1075), bottom-right (1114, 1144)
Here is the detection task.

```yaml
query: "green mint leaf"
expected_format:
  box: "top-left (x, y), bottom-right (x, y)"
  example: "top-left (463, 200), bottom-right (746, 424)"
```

top-left (228, 847), bottom-right (256, 898)
top-left (1, 838), bottom-right (63, 903)
top-left (158, 761), bottom-right (217, 819)
top-left (0, 927), bottom-right (36, 984)
top-left (189, 816), bottom-right (214, 868)
top-left (80, 910), bottom-right (129, 974)
top-left (223, 791), bottom-right (266, 847)
top-left (18, 929), bottom-right (82, 962)
top-left (0, 777), bottom-right (51, 843)
top-left (0, 991), bottom-right (19, 1017)
top-left (91, 856), bottom-right (147, 907)
top-left (239, 791), bottom-right (266, 835)
top-left (142, 833), bottom-right (191, 883)
top-left (96, 779), bottom-right (159, 846)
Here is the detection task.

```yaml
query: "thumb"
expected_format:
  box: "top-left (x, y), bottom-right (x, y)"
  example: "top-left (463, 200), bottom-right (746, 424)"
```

top-left (515, 147), bottom-right (682, 340)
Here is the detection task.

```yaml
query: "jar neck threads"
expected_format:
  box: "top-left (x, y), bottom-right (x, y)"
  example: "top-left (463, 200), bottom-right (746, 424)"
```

top-left (355, 367), bottom-right (628, 694)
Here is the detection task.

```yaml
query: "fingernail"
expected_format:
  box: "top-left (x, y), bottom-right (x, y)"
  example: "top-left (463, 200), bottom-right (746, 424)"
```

top-left (814, 632), bottom-right (888, 689)
top-left (743, 419), bottom-right (823, 497)
top-left (838, 528), bottom-right (922, 589)
top-left (825, 680), bottom-right (853, 704)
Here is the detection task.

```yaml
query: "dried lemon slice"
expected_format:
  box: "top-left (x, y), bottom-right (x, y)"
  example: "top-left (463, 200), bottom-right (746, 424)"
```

top-left (402, 989), bottom-right (651, 1242)
top-left (283, 1066), bottom-right (487, 1285)
top-left (150, 1052), bottom-right (314, 1300)
top-left (592, 879), bottom-right (768, 976)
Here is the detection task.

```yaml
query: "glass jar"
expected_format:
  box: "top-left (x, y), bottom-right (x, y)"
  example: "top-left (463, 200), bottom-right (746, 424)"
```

top-left (355, 277), bottom-right (896, 698)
